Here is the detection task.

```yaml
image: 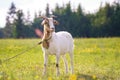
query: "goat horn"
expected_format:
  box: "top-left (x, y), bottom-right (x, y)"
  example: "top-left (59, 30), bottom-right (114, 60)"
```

top-left (50, 15), bottom-right (57, 18)
top-left (40, 16), bottom-right (48, 19)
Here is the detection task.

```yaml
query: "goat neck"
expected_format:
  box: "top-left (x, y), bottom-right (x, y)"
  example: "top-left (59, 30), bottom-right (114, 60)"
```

top-left (42, 24), bottom-right (52, 49)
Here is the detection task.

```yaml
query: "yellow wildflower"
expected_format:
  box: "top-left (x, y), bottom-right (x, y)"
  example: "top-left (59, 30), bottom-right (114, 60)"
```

top-left (69, 74), bottom-right (77, 80)
top-left (35, 75), bottom-right (39, 79)
top-left (92, 75), bottom-right (97, 79)
top-left (48, 77), bottom-right (52, 80)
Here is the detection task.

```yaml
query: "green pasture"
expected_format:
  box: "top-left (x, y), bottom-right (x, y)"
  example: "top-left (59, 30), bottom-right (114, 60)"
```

top-left (0, 38), bottom-right (120, 80)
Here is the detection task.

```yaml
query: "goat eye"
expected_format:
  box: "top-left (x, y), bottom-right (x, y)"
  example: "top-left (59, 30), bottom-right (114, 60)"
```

top-left (54, 20), bottom-right (59, 25)
top-left (53, 20), bottom-right (56, 23)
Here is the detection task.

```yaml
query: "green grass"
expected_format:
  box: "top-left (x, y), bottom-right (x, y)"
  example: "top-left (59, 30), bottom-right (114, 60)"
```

top-left (0, 38), bottom-right (120, 80)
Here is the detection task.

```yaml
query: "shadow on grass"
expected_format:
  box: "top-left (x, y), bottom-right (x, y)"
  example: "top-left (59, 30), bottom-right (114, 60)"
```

top-left (77, 74), bottom-right (95, 80)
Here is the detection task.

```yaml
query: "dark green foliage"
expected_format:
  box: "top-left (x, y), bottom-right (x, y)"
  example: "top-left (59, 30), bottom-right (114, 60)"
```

top-left (15, 10), bottom-right (25, 38)
top-left (0, 2), bottom-right (120, 38)
top-left (53, 3), bottom-right (92, 37)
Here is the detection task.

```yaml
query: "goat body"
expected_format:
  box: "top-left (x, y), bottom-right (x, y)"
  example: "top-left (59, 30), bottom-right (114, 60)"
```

top-left (40, 17), bottom-right (74, 76)
top-left (42, 31), bottom-right (73, 55)
top-left (42, 31), bottom-right (74, 76)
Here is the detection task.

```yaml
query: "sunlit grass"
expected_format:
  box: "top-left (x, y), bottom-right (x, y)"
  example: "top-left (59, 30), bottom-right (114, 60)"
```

top-left (0, 38), bottom-right (120, 80)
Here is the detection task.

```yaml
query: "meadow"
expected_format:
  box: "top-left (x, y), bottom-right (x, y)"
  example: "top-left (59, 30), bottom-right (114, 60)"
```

top-left (0, 38), bottom-right (120, 80)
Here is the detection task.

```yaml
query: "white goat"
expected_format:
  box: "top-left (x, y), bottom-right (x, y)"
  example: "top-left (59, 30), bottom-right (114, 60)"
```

top-left (40, 16), bottom-right (74, 76)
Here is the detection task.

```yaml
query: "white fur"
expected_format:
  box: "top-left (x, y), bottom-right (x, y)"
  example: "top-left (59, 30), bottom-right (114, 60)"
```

top-left (41, 18), bottom-right (74, 76)
top-left (48, 18), bottom-right (55, 29)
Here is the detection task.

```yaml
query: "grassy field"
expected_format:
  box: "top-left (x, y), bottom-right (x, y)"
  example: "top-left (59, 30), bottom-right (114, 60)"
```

top-left (0, 38), bottom-right (120, 80)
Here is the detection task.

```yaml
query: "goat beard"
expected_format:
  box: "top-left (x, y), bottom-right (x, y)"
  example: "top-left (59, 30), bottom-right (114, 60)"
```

top-left (42, 41), bottom-right (49, 49)
top-left (35, 28), bottom-right (43, 38)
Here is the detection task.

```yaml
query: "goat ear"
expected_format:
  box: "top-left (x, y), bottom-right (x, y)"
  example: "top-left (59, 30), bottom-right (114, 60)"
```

top-left (41, 20), bottom-right (45, 26)
top-left (54, 20), bottom-right (59, 25)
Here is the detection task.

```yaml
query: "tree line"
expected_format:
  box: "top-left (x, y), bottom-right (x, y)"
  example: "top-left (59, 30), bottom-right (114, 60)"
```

top-left (0, 1), bottom-right (120, 38)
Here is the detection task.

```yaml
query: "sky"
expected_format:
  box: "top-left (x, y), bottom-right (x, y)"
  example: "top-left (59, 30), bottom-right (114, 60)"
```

top-left (0, 0), bottom-right (116, 28)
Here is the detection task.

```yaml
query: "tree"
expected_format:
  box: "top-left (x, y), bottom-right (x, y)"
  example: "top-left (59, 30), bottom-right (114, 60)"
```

top-left (0, 28), bottom-right (4, 38)
top-left (45, 3), bottom-right (50, 17)
top-left (15, 10), bottom-right (25, 38)
top-left (32, 11), bottom-right (43, 37)
top-left (3, 2), bottom-right (17, 38)
top-left (110, 2), bottom-right (120, 36)
top-left (1, 1), bottom-right (120, 38)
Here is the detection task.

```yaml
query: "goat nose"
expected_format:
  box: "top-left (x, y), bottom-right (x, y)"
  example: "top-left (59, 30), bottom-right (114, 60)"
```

top-left (50, 25), bottom-right (55, 28)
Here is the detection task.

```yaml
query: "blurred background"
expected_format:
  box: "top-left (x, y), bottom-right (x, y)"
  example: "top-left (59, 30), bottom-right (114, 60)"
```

top-left (0, 0), bottom-right (120, 38)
